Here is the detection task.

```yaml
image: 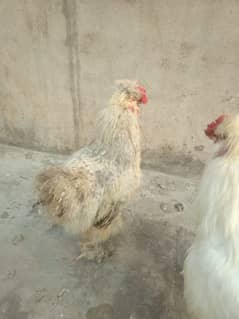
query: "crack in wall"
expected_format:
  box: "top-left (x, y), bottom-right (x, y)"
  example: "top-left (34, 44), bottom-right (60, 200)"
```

top-left (62, 0), bottom-right (82, 149)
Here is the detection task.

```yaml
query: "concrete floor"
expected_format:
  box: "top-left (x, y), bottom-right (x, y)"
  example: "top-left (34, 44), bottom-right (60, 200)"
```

top-left (0, 145), bottom-right (200, 319)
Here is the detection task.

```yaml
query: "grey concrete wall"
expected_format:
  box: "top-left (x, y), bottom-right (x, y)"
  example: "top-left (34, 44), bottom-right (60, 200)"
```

top-left (1, 0), bottom-right (239, 162)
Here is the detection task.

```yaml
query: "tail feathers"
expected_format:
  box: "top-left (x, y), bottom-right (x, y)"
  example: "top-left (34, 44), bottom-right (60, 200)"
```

top-left (36, 166), bottom-right (94, 222)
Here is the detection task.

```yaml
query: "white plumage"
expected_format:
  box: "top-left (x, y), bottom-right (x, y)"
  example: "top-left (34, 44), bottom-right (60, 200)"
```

top-left (36, 80), bottom-right (148, 262)
top-left (184, 114), bottom-right (239, 319)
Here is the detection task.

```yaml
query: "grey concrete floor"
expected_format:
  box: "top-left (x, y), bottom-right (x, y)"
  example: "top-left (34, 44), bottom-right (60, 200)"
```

top-left (0, 145), bottom-right (200, 319)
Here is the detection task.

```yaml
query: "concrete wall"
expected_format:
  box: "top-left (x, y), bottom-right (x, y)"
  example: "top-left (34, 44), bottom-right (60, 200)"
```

top-left (1, 0), bottom-right (239, 162)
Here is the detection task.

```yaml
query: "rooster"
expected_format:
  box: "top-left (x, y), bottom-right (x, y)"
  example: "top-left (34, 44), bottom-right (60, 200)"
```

top-left (36, 80), bottom-right (148, 262)
top-left (184, 114), bottom-right (239, 318)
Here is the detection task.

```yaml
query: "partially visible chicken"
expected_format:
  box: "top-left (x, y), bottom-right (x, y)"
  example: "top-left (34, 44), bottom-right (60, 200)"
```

top-left (184, 114), bottom-right (239, 319)
top-left (36, 80), bottom-right (148, 262)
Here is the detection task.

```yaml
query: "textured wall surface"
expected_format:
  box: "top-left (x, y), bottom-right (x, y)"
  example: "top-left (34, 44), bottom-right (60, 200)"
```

top-left (0, 0), bottom-right (239, 161)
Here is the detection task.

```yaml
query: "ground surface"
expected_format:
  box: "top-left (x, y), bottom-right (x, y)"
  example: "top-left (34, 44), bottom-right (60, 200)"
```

top-left (0, 145), bottom-right (201, 319)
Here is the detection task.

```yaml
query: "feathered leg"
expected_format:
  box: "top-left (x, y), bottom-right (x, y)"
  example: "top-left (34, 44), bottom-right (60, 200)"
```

top-left (76, 213), bottom-right (123, 262)
top-left (76, 242), bottom-right (106, 263)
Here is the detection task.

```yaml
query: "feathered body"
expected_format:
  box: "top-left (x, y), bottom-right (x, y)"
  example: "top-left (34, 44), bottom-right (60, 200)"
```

top-left (184, 114), bottom-right (239, 319)
top-left (36, 80), bottom-right (148, 261)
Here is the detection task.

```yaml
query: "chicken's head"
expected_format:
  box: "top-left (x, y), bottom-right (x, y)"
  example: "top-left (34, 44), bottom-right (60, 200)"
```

top-left (205, 114), bottom-right (239, 156)
top-left (205, 115), bottom-right (226, 142)
top-left (112, 80), bottom-right (148, 114)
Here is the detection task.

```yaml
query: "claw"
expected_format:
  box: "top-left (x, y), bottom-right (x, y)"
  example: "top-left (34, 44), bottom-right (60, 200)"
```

top-left (75, 254), bottom-right (85, 261)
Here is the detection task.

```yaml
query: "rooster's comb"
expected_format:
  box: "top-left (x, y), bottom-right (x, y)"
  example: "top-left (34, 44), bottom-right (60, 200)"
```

top-left (205, 115), bottom-right (226, 138)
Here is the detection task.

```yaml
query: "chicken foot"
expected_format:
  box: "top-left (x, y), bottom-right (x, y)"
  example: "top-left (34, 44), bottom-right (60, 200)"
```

top-left (76, 241), bottom-right (114, 263)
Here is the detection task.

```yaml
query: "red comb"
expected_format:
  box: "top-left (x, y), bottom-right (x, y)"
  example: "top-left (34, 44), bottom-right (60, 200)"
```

top-left (205, 115), bottom-right (225, 139)
top-left (137, 85), bottom-right (148, 104)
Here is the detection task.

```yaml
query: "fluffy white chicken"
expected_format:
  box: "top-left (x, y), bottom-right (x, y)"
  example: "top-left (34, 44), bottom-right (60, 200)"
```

top-left (184, 114), bottom-right (239, 318)
top-left (36, 80), bottom-right (148, 262)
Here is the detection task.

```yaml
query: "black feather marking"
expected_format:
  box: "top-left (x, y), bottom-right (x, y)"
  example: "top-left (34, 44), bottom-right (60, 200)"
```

top-left (94, 202), bottom-right (121, 229)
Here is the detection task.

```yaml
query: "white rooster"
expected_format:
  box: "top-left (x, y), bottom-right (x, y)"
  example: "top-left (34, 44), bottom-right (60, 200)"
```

top-left (36, 80), bottom-right (148, 262)
top-left (184, 114), bottom-right (239, 318)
